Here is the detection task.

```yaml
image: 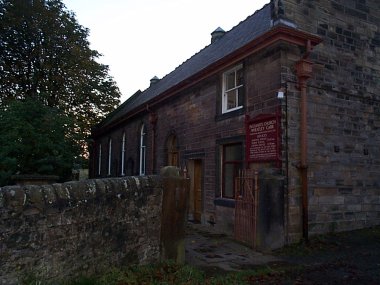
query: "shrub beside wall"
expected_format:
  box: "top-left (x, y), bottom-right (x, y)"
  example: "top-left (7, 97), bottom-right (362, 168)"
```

top-left (0, 176), bottom-right (163, 284)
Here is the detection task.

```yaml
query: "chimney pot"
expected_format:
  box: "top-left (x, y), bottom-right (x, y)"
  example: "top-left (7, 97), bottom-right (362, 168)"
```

top-left (211, 27), bottom-right (225, 43)
top-left (150, 76), bottom-right (160, 86)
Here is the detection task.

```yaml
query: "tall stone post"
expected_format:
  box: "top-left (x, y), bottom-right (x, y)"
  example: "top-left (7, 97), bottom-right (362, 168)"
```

top-left (160, 166), bottom-right (190, 264)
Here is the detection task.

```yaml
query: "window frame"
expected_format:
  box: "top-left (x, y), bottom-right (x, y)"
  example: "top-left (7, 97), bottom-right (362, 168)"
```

top-left (222, 64), bottom-right (244, 114)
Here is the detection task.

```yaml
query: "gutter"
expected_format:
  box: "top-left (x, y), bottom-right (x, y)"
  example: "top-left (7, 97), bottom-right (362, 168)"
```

top-left (92, 25), bottom-right (322, 138)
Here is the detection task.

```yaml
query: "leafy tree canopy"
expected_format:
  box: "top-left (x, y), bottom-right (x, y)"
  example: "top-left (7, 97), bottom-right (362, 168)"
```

top-left (0, 99), bottom-right (81, 186)
top-left (0, 0), bottom-right (121, 152)
top-left (0, 0), bottom-right (121, 184)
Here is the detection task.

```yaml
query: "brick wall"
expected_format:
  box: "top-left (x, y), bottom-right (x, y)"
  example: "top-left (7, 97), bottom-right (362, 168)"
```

top-left (90, 0), bottom-right (379, 243)
top-left (93, 44), bottom-right (284, 228)
top-left (155, 46), bottom-right (283, 225)
top-left (282, 0), bottom-right (380, 241)
top-left (0, 176), bottom-right (163, 284)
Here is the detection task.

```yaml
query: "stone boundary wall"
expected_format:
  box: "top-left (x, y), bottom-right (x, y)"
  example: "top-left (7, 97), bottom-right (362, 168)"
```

top-left (0, 176), bottom-right (163, 285)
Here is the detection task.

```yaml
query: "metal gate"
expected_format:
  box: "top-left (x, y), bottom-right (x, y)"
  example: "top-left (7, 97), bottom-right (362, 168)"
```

top-left (234, 169), bottom-right (259, 249)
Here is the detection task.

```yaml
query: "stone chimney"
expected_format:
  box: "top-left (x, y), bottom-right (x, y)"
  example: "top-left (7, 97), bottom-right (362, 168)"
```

top-left (211, 27), bottom-right (225, 43)
top-left (150, 76), bottom-right (160, 86)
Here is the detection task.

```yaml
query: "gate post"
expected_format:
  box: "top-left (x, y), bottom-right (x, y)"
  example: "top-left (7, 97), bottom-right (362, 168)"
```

top-left (256, 169), bottom-right (285, 250)
top-left (160, 166), bottom-right (190, 264)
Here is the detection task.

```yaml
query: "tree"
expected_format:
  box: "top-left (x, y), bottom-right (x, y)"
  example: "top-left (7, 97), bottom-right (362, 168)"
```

top-left (0, 0), bottom-right (120, 155)
top-left (0, 99), bottom-right (81, 186)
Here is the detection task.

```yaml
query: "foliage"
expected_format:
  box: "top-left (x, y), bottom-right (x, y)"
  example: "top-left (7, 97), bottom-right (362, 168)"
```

top-left (0, 99), bottom-right (81, 186)
top-left (0, 0), bottom-right (120, 156)
top-left (94, 262), bottom-right (206, 285)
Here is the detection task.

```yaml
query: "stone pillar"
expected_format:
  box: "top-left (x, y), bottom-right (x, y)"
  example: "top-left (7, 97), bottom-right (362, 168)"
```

top-left (160, 166), bottom-right (190, 264)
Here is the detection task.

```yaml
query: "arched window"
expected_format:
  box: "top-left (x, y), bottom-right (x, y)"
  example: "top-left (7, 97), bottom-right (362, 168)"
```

top-left (121, 132), bottom-right (126, 176)
top-left (167, 134), bottom-right (179, 166)
top-left (108, 138), bottom-right (112, 176)
top-left (98, 144), bottom-right (102, 176)
top-left (139, 124), bottom-right (146, 175)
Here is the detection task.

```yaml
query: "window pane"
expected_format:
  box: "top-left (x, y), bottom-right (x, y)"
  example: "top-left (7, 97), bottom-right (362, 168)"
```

top-left (108, 139), bottom-right (112, 175)
top-left (224, 164), bottom-right (235, 198)
top-left (121, 133), bottom-right (126, 175)
top-left (222, 143), bottom-right (243, 198)
top-left (140, 125), bottom-right (146, 175)
top-left (237, 87), bottom-right (243, 106)
top-left (226, 90), bottom-right (237, 109)
top-left (225, 71), bottom-right (236, 90)
top-left (141, 147), bottom-right (145, 174)
top-left (141, 126), bottom-right (146, 146)
top-left (225, 144), bottom-right (242, 161)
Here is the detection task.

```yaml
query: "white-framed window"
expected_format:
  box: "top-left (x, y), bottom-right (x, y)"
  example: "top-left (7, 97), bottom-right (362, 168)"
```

top-left (98, 144), bottom-right (102, 176)
top-left (139, 124), bottom-right (146, 175)
top-left (108, 138), bottom-right (112, 176)
top-left (121, 132), bottom-right (126, 176)
top-left (222, 64), bottom-right (244, 113)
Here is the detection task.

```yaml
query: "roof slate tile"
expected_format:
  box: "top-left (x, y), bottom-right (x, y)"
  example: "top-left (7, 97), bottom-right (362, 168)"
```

top-left (100, 3), bottom-right (272, 128)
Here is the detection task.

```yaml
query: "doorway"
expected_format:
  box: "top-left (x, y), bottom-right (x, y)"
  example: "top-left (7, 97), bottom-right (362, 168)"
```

top-left (188, 159), bottom-right (203, 223)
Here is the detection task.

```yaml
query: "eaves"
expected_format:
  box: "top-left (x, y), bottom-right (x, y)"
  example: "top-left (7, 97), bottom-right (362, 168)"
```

top-left (92, 25), bottom-right (322, 138)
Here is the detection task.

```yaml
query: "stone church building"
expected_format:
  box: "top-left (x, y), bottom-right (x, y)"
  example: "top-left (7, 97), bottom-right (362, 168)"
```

top-left (90, 0), bottom-right (379, 246)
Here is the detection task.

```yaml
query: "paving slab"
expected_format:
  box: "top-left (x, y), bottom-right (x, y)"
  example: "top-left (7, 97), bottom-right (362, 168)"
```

top-left (185, 223), bottom-right (279, 273)
top-left (185, 225), bottom-right (380, 283)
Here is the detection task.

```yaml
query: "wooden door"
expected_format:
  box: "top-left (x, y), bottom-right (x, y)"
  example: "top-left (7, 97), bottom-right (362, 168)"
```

top-left (193, 160), bottom-right (202, 222)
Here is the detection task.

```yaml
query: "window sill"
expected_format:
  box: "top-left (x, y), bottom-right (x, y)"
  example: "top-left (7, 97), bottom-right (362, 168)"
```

top-left (214, 198), bottom-right (235, 208)
top-left (223, 105), bottom-right (243, 114)
top-left (215, 107), bottom-right (245, 122)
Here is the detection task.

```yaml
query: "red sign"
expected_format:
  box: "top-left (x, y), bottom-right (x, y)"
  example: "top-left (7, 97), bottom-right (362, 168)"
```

top-left (246, 114), bottom-right (280, 163)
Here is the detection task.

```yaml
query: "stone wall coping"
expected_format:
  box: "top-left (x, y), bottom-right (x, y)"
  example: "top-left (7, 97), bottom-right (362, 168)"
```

top-left (0, 176), bottom-right (161, 212)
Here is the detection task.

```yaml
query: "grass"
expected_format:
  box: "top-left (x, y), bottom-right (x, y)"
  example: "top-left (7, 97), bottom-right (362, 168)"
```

top-left (21, 261), bottom-right (280, 285)
top-left (22, 262), bottom-right (203, 285)
top-left (23, 227), bottom-right (380, 285)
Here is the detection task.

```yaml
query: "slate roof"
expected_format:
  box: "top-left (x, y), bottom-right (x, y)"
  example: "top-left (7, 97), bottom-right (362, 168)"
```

top-left (99, 2), bottom-right (274, 129)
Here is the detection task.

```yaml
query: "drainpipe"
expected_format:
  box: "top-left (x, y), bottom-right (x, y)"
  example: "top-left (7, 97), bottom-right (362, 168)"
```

top-left (295, 51), bottom-right (313, 243)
